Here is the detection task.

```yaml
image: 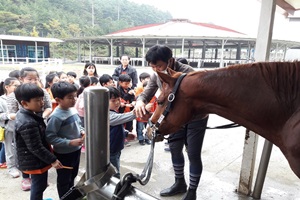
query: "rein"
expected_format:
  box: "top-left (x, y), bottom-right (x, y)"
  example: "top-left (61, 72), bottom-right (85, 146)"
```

top-left (111, 73), bottom-right (190, 199)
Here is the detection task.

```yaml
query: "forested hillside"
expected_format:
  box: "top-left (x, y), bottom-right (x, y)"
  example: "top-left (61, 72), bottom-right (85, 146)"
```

top-left (0, 0), bottom-right (172, 38)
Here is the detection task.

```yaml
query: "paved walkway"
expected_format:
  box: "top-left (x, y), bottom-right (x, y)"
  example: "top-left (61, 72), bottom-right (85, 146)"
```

top-left (0, 115), bottom-right (299, 199)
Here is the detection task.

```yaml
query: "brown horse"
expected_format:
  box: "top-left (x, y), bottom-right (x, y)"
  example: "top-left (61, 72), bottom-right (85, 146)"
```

top-left (150, 61), bottom-right (300, 179)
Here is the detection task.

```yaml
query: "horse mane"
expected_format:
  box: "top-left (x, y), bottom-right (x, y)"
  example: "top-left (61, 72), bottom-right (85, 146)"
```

top-left (228, 61), bottom-right (300, 114)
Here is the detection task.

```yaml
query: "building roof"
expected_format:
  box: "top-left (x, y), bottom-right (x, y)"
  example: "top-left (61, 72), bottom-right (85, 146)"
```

top-left (0, 35), bottom-right (64, 43)
top-left (105, 19), bottom-right (251, 40)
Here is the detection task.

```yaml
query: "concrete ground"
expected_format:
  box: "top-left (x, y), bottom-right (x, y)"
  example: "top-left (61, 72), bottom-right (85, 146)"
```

top-left (0, 64), bottom-right (299, 199)
top-left (0, 115), bottom-right (299, 200)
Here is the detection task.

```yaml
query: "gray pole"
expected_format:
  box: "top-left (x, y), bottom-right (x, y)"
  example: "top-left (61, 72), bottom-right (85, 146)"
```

top-left (84, 86), bottom-right (158, 200)
top-left (252, 140), bottom-right (273, 198)
top-left (251, 0), bottom-right (276, 198)
top-left (84, 86), bottom-right (110, 200)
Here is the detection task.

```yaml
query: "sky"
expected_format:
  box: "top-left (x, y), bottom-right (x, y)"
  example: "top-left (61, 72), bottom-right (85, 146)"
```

top-left (128, 0), bottom-right (300, 41)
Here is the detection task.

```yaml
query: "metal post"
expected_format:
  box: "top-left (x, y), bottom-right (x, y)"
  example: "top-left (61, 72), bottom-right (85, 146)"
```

top-left (252, 140), bottom-right (273, 199)
top-left (238, 130), bottom-right (258, 195)
top-left (84, 86), bottom-right (158, 200)
top-left (251, 0), bottom-right (276, 198)
top-left (84, 86), bottom-right (110, 200)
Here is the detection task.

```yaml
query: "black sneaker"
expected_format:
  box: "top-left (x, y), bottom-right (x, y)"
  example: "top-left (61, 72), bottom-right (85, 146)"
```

top-left (145, 139), bottom-right (151, 145)
top-left (139, 140), bottom-right (145, 145)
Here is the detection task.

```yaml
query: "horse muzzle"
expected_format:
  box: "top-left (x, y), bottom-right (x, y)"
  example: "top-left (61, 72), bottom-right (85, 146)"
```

top-left (145, 120), bottom-right (165, 142)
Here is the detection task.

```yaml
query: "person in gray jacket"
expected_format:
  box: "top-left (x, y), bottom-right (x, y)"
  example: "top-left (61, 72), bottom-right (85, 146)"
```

top-left (135, 45), bottom-right (209, 200)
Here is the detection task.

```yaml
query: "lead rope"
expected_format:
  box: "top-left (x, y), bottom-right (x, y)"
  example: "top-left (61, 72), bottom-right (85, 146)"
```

top-left (112, 132), bottom-right (156, 200)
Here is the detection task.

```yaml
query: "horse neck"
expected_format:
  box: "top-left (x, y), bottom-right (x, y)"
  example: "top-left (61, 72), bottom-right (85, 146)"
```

top-left (184, 68), bottom-right (282, 135)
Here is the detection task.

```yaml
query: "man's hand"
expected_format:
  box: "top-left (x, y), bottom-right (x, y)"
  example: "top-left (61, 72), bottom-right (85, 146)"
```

top-left (135, 100), bottom-right (146, 118)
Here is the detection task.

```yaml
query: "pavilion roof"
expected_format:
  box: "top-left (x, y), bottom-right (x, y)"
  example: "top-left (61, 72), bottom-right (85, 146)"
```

top-left (104, 19), bottom-right (251, 40)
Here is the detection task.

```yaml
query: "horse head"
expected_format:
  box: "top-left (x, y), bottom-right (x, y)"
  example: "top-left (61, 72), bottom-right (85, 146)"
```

top-left (150, 68), bottom-right (195, 136)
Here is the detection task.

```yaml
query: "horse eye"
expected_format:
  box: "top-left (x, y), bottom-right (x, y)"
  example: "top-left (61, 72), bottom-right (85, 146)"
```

top-left (157, 100), bottom-right (164, 106)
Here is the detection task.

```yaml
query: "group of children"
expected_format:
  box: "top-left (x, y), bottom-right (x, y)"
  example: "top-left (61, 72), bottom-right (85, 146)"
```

top-left (0, 67), bottom-right (85, 200)
top-left (0, 62), bottom-right (156, 199)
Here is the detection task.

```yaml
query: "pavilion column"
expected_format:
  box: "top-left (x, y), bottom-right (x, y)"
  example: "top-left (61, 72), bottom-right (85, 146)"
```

top-left (201, 43), bottom-right (206, 59)
top-left (214, 48), bottom-right (218, 59)
top-left (110, 39), bottom-right (113, 65)
top-left (108, 45), bottom-right (111, 57)
top-left (142, 38), bottom-right (145, 67)
top-left (121, 45), bottom-right (125, 55)
top-left (247, 42), bottom-right (252, 61)
top-left (135, 47), bottom-right (138, 57)
top-left (219, 39), bottom-right (225, 67)
top-left (236, 42), bottom-right (241, 60)
top-left (181, 38), bottom-right (185, 57)
top-left (1, 39), bottom-right (4, 64)
top-left (116, 46), bottom-right (120, 58)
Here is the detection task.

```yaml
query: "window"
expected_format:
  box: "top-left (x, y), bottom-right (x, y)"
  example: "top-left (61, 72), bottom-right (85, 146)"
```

top-left (0, 45), bottom-right (16, 58)
top-left (28, 46), bottom-right (44, 61)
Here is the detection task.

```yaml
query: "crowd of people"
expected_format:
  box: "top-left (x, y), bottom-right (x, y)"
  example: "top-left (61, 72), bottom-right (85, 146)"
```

top-left (0, 44), bottom-right (207, 200)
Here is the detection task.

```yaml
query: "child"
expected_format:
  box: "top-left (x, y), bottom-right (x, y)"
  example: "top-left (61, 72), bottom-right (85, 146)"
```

top-left (75, 76), bottom-right (91, 127)
top-left (108, 86), bottom-right (136, 178)
top-left (45, 81), bottom-right (85, 198)
top-left (14, 83), bottom-right (62, 200)
top-left (99, 74), bottom-right (115, 87)
top-left (90, 76), bottom-right (99, 86)
top-left (135, 72), bottom-right (156, 145)
top-left (57, 71), bottom-right (68, 82)
top-left (0, 77), bottom-right (20, 171)
top-left (67, 71), bottom-right (79, 90)
top-left (83, 62), bottom-right (99, 77)
top-left (45, 73), bottom-right (59, 111)
top-left (7, 67), bottom-right (52, 190)
top-left (117, 74), bottom-right (136, 132)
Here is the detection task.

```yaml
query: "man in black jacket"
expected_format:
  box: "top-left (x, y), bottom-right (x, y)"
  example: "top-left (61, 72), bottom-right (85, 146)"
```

top-left (135, 45), bottom-right (209, 200)
top-left (112, 54), bottom-right (138, 88)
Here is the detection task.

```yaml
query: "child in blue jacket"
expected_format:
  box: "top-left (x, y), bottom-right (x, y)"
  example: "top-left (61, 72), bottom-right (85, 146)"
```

top-left (108, 86), bottom-right (136, 178)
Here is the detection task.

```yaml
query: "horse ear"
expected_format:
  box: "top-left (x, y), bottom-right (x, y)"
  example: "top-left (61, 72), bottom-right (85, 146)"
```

top-left (157, 71), bottom-right (173, 85)
top-left (167, 68), bottom-right (177, 76)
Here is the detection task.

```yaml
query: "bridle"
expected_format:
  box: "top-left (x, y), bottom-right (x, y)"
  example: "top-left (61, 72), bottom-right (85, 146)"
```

top-left (147, 72), bottom-right (240, 141)
top-left (148, 73), bottom-right (187, 140)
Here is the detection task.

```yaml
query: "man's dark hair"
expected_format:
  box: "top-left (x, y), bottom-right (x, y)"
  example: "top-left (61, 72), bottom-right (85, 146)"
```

top-left (145, 45), bottom-right (173, 65)
top-left (51, 81), bottom-right (77, 99)
top-left (67, 71), bottom-right (77, 78)
top-left (15, 83), bottom-right (44, 104)
top-left (139, 72), bottom-right (150, 82)
top-left (99, 74), bottom-right (113, 86)
top-left (107, 86), bottom-right (120, 99)
top-left (118, 74), bottom-right (131, 82)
